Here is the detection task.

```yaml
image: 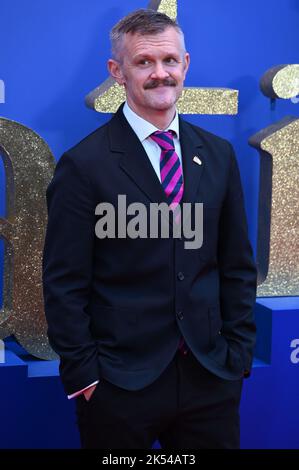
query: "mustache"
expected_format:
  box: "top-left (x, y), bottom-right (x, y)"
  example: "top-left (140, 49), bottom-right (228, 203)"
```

top-left (144, 78), bottom-right (177, 89)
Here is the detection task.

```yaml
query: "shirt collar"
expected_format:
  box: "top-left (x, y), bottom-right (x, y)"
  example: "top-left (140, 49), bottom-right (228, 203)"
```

top-left (123, 101), bottom-right (180, 142)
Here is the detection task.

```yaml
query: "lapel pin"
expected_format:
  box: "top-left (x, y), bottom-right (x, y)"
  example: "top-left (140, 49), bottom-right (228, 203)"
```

top-left (193, 156), bottom-right (202, 166)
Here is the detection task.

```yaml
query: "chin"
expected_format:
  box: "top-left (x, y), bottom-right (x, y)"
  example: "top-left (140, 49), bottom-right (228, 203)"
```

top-left (149, 97), bottom-right (177, 111)
top-left (151, 101), bottom-right (171, 109)
top-left (146, 89), bottom-right (178, 109)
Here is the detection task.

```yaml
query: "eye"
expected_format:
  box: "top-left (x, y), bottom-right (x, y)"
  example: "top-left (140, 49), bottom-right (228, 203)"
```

top-left (138, 59), bottom-right (151, 66)
top-left (164, 57), bottom-right (178, 64)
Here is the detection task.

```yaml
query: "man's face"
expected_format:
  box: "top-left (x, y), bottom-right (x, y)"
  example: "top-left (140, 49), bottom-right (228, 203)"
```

top-left (109, 27), bottom-right (190, 118)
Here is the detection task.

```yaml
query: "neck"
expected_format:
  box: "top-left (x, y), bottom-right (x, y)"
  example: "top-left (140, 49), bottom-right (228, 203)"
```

top-left (127, 101), bottom-right (176, 130)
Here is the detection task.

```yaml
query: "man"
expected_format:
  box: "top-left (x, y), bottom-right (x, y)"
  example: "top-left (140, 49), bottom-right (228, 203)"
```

top-left (42, 9), bottom-right (257, 449)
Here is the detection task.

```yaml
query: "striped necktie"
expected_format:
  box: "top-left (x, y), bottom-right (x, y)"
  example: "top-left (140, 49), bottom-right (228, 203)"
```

top-left (150, 130), bottom-right (184, 222)
top-left (150, 130), bottom-right (188, 355)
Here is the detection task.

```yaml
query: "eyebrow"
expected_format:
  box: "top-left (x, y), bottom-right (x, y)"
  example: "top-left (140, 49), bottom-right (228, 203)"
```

top-left (133, 52), bottom-right (181, 61)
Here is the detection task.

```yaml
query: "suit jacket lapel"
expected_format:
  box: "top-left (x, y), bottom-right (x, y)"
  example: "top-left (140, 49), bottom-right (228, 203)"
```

top-left (108, 105), bottom-right (169, 206)
top-left (108, 106), bottom-right (209, 220)
top-left (179, 117), bottom-right (206, 206)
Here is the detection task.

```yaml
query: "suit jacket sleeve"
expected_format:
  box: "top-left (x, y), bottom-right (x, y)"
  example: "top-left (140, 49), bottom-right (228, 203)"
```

top-left (218, 143), bottom-right (257, 376)
top-left (42, 151), bottom-right (100, 395)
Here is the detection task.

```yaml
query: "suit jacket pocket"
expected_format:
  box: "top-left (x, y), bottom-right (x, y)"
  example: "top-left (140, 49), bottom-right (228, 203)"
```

top-left (89, 303), bottom-right (138, 347)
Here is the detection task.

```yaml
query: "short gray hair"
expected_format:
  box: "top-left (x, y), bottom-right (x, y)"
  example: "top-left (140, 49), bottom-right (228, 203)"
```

top-left (110, 9), bottom-right (185, 60)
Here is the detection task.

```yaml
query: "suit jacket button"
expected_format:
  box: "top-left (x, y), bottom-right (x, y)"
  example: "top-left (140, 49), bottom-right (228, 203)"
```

top-left (177, 272), bottom-right (185, 281)
top-left (177, 311), bottom-right (184, 320)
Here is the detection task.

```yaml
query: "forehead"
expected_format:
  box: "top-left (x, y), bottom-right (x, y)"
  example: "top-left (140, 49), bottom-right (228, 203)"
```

top-left (122, 27), bottom-right (183, 57)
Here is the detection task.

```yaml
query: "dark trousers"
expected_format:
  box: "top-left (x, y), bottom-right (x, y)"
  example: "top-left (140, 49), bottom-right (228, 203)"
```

top-left (75, 348), bottom-right (243, 449)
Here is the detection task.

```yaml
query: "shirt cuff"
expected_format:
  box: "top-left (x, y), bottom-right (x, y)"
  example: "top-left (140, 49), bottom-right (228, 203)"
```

top-left (67, 380), bottom-right (99, 399)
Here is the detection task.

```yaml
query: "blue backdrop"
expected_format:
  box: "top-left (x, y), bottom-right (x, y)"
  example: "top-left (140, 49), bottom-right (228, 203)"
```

top-left (0, 0), bottom-right (299, 449)
top-left (1, 0), bottom-right (299, 283)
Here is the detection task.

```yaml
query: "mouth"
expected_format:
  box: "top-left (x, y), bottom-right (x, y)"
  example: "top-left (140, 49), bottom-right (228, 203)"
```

top-left (144, 79), bottom-right (177, 90)
top-left (146, 84), bottom-right (176, 91)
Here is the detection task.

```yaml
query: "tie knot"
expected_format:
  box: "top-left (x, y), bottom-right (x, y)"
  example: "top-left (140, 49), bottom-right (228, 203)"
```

top-left (150, 130), bottom-right (175, 150)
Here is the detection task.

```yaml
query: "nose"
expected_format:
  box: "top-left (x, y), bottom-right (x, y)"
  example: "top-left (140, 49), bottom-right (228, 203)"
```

top-left (150, 61), bottom-right (169, 80)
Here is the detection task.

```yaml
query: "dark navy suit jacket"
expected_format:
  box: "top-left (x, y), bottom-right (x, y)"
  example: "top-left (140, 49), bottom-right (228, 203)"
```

top-left (42, 104), bottom-right (257, 395)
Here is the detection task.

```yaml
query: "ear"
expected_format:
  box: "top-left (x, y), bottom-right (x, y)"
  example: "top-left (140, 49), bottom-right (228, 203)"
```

top-left (182, 52), bottom-right (190, 78)
top-left (107, 59), bottom-right (125, 85)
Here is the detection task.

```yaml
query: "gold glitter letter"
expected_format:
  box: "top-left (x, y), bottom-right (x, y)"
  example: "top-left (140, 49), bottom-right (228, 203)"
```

top-left (249, 116), bottom-right (299, 296)
top-left (260, 64), bottom-right (299, 99)
top-left (0, 118), bottom-right (57, 359)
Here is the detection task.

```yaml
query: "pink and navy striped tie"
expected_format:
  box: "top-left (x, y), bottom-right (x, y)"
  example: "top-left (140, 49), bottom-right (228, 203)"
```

top-left (150, 130), bottom-right (184, 222)
top-left (150, 130), bottom-right (188, 355)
